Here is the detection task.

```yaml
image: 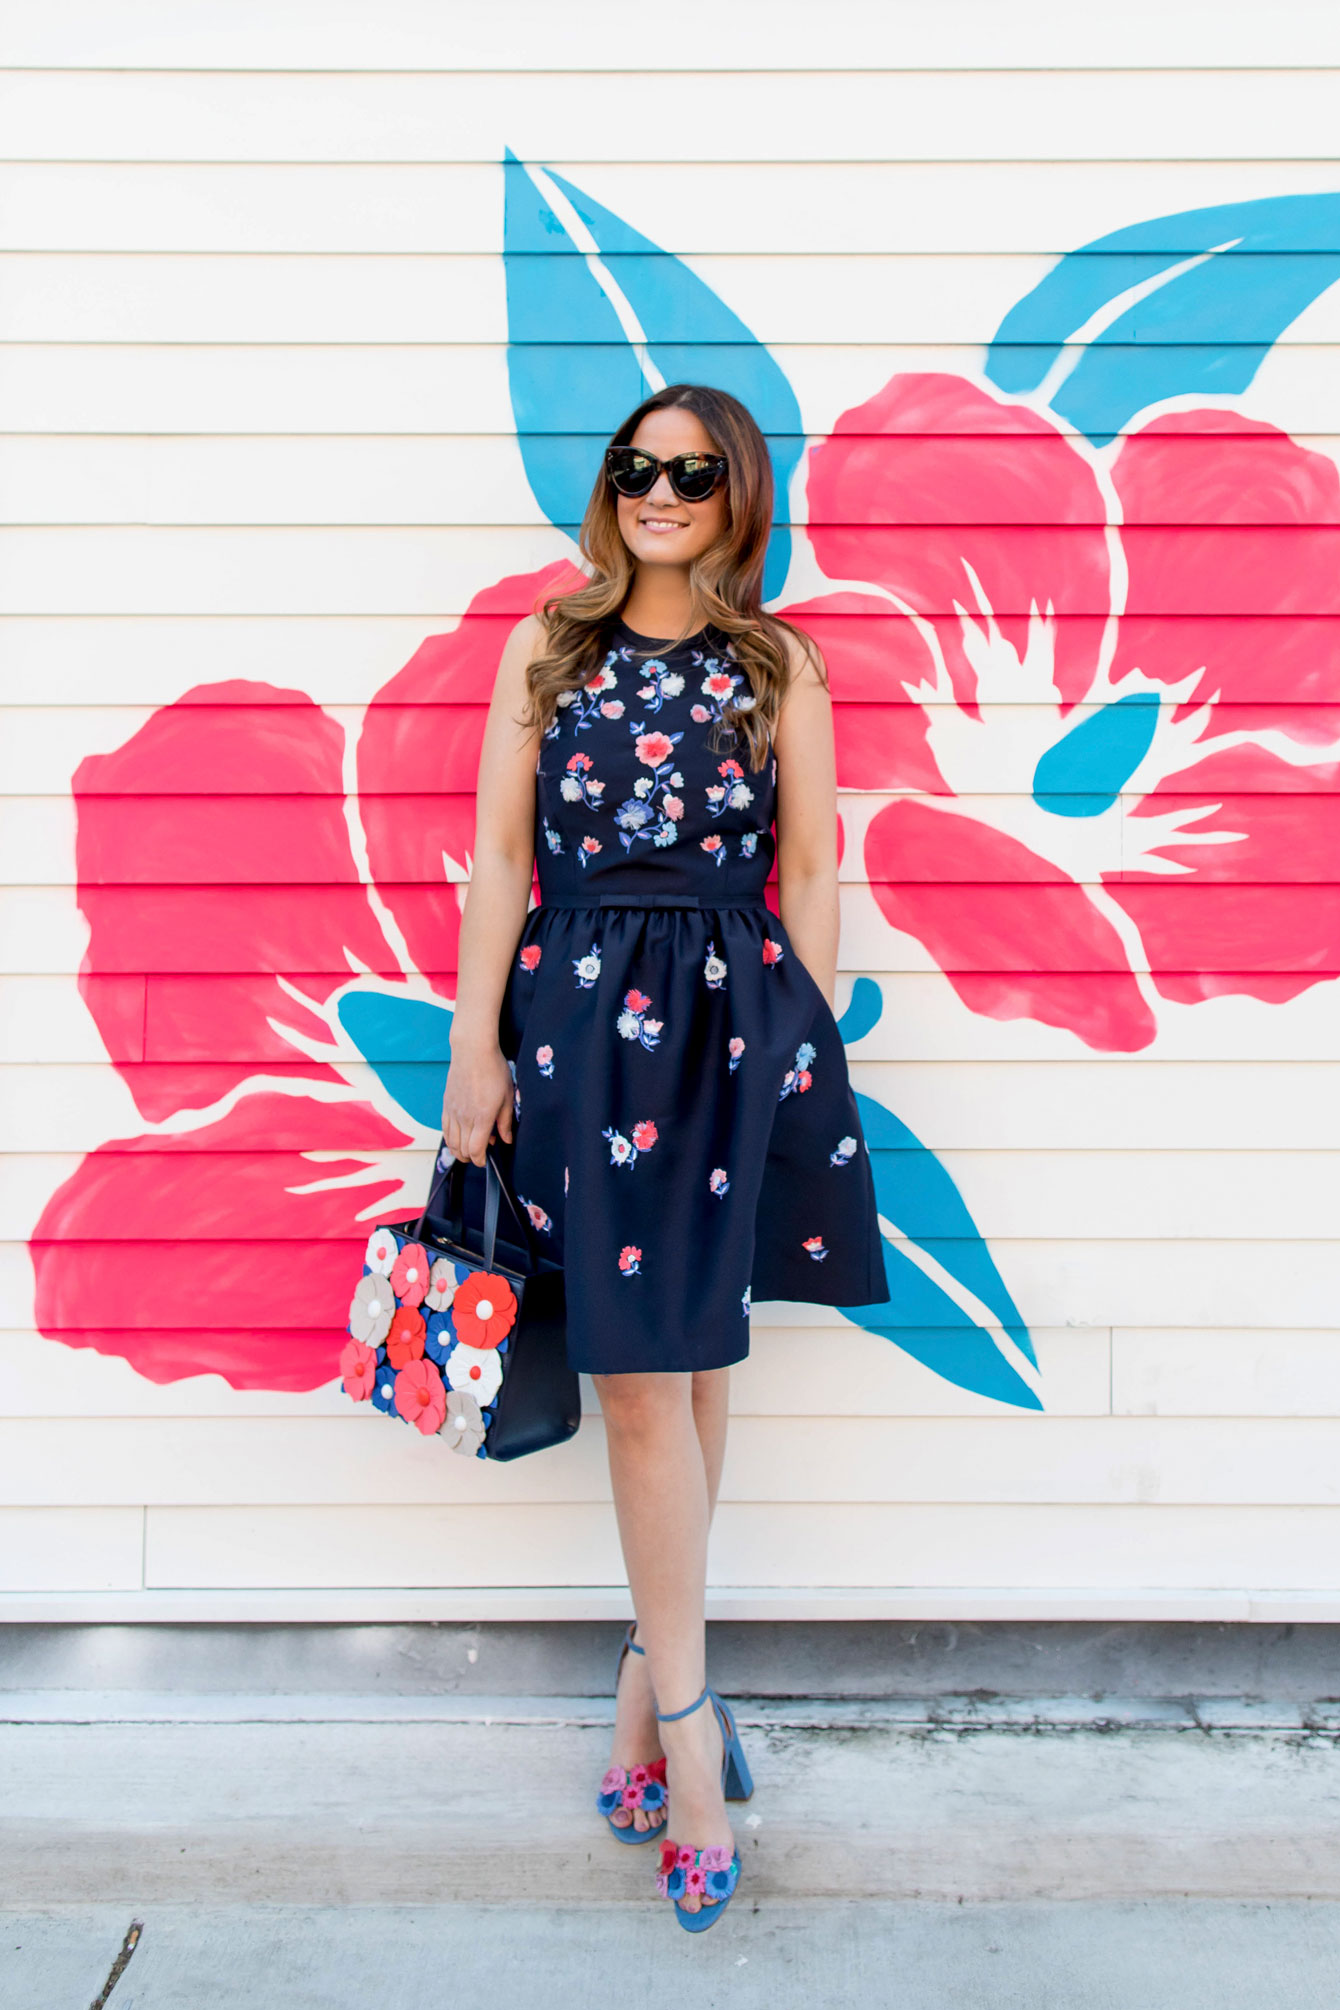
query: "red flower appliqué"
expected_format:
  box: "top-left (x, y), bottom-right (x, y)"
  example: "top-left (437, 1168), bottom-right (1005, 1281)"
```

top-left (27, 560), bottom-right (585, 1391)
top-left (790, 374), bottom-right (1340, 1052)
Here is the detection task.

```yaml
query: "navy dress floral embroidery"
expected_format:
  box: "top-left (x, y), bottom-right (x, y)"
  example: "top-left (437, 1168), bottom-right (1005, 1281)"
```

top-left (497, 615), bottom-right (887, 1374)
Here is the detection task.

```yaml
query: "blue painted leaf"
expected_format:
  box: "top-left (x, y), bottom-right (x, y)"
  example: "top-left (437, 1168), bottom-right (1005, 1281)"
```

top-left (504, 151), bottom-right (803, 600)
top-left (840, 1088), bottom-right (1039, 1410)
top-left (834, 973), bottom-right (884, 1046)
top-left (986, 193), bottom-right (1340, 443)
top-left (338, 990), bottom-right (453, 1130)
top-left (1033, 690), bottom-right (1159, 818)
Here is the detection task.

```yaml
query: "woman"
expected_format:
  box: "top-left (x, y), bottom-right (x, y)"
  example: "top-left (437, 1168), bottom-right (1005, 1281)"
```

top-left (441, 383), bottom-right (886, 1930)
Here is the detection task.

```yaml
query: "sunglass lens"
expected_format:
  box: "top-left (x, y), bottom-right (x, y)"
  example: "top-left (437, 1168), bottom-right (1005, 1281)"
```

top-left (606, 450), bottom-right (657, 497)
top-left (670, 455), bottom-right (723, 501)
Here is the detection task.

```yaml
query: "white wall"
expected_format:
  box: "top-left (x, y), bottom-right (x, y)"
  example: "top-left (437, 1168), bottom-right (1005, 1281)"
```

top-left (3, 0), bottom-right (1339, 1622)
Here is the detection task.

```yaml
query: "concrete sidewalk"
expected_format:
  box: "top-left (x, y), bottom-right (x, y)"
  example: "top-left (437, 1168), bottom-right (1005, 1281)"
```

top-left (3, 1693), bottom-right (1340, 2005)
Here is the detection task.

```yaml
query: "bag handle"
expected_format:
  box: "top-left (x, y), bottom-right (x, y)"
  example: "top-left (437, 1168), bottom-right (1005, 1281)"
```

top-left (414, 1137), bottom-right (539, 1271)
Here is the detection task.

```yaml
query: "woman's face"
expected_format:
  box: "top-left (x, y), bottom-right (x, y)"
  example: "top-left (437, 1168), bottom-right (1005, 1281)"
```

top-left (613, 407), bottom-right (730, 572)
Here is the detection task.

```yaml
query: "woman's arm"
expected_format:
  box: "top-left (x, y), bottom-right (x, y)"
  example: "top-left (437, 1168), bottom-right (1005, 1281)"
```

top-left (440, 613), bottom-right (545, 1165)
top-left (771, 634), bottom-right (840, 1010)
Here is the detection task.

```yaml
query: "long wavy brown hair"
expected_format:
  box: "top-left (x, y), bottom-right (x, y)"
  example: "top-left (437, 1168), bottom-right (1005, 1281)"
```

top-left (522, 383), bottom-right (826, 772)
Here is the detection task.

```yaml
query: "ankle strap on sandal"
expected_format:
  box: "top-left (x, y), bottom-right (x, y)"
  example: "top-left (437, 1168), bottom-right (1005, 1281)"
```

top-left (624, 1624), bottom-right (645, 1657)
top-left (656, 1685), bottom-right (710, 1724)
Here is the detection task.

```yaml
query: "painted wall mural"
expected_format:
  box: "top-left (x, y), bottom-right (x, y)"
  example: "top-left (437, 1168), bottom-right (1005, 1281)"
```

top-left (27, 171), bottom-right (1340, 1416)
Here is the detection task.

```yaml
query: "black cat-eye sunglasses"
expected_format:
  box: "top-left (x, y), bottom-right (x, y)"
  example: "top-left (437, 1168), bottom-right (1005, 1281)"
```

top-left (604, 446), bottom-right (729, 504)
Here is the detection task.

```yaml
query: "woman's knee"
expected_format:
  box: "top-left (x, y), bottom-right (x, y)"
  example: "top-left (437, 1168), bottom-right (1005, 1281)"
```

top-left (594, 1371), bottom-right (688, 1441)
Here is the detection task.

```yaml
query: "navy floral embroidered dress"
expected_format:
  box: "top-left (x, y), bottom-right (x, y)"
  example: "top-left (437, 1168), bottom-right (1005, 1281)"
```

top-left (497, 615), bottom-right (887, 1374)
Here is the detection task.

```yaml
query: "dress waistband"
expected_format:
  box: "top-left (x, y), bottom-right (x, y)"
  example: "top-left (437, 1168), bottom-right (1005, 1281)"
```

top-left (539, 892), bottom-right (768, 911)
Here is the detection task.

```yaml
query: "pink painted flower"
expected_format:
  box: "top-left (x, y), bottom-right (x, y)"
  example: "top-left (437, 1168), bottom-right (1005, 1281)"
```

top-left (709, 1167), bottom-right (729, 1196)
top-left (394, 1356), bottom-right (447, 1435)
top-left (536, 1043), bottom-right (554, 1070)
top-left (600, 699), bottom-right (625, 718)
top-left (700, 1846), bottom-right (732, 1872)
top-left (391, 1241), bottom-right (430, 1306)
top-left (634, 730), bottom-right (676, 768)
top-left (685, 1865), bottom-right (707, 1894)
top-left (340, 1338), bottom-right (378, 1401)
top-left (691, 703), bottom-right (710, 721)
top-left (600, 1767), bottom-right (624, 1795)
top-left (728, 1036), bottom-right (745, 1065)
top-left (663, 794), bottom-right (684, 820)
top-left (519, 944), bottom-right (541, 972)
top-left (631, 1120), bottom-right (658, 1151)
top-left (618, 1245), bottom-right (642, 1273)
top-left (26, 561), bottom-right (589, 1393)
top-left (676, 1845), bottom-right (697, 1870)
top-left (794, 374), bottom-right (1340, 1051)
top-left (762, 939), bottom-right (784, 965)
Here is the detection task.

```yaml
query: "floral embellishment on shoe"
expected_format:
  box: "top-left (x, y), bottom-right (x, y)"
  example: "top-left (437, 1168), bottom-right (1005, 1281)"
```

top-left (390, 1241), bottom-right (430, 1306)
top-left (617, 988), bottom-right (663, 1050)
top-left (519, 944), bottom-right (541, 972)
top-left (655, 1838), bottom-right (740, 1907)
top-left (703, 941), bottom-right (728, 990)
top-left (573, 943), bottom-right (602, 988)
top-left (394, 1357), bottom-right (447, 1435)
top-left (830, 1134), bottom-right (858, 1166)
top-left (597, 1756), bottom-right (667, 1820)
top-left (442, 1387), bottom-right (486, 1458)
top-left (779, 1041), bottom-right (816, 1101)
top-left (452, 1272), bottom-right (517, 1348)
top-left (762, 938), bottom-right (784, 966)
top-left (618, 1244), bottom-right (642, 1275)
top-left (340, 1338), bottom-right (378, 1401)
top-left (709, 1167), bottom-right (730, 1198)
top-left (727, 1035), bottom-right (745, 1073)
top-left (802, 1235), bottom-right (829, 1262)
top-left (536, 1043), bottom-right (555, 1078)
top-left (349, 1271), bottom-right (395, 1346)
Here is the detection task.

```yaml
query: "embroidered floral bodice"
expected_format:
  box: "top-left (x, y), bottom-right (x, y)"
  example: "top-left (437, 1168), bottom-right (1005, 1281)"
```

top-left (534, 618), bottom-right (777, 904)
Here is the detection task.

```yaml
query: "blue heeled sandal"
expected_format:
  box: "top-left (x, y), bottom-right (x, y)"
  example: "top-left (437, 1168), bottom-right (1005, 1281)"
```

top-left (652, 1686), bottom-right (752, 1932)
top-left (595, 1624), bottom-right (668, 1845)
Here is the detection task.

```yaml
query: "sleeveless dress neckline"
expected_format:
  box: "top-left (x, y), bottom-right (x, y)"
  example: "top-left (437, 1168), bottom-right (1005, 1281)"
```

top-left (495, 613), bottom-right (887, 1373)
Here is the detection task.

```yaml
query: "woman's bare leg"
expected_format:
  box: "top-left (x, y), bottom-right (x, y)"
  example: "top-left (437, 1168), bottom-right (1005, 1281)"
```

top-left (596, 1369), bottom-right (734, 1896)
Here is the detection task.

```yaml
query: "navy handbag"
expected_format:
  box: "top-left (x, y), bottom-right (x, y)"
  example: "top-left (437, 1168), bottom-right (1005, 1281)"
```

top-left (340, 1139), bottom-right (579, 1461)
